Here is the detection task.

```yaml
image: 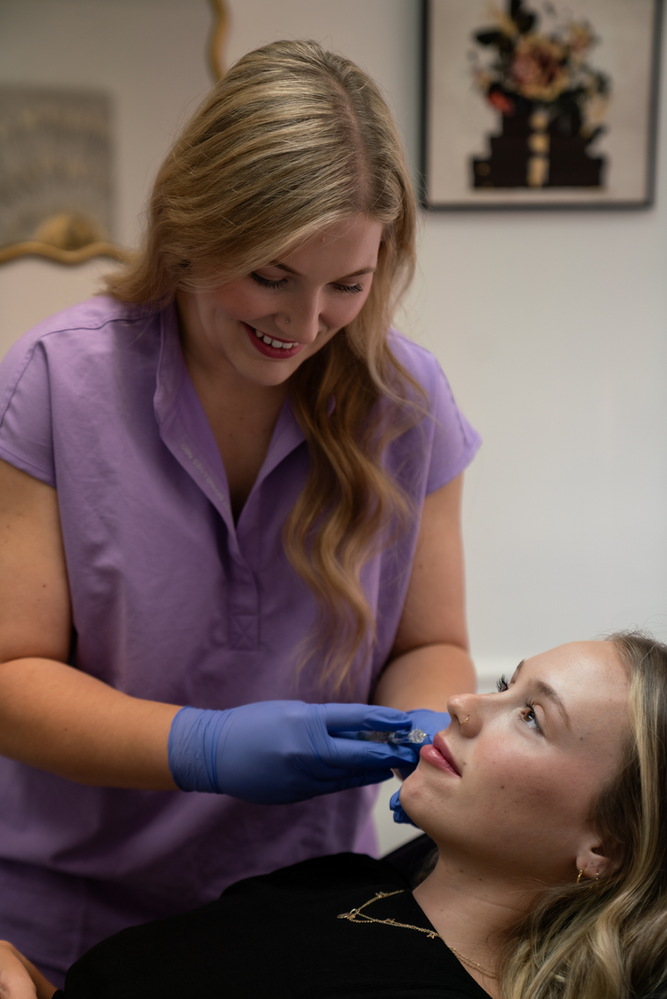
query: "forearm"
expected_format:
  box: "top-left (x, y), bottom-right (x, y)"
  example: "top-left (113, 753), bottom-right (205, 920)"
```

top-left (372, 643), bottom-right (476, 712)
top-left (0, 658), bottom-right (180, 790)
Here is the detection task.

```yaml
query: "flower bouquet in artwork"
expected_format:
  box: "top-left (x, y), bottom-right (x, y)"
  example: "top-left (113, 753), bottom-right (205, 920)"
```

top-left (470, 0), bottom-right (611, 190)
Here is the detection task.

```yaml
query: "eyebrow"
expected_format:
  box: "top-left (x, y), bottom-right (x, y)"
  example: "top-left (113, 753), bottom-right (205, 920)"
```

top-left (267, 262), bottom-right (376, 278)
top-left (513, 661), bottom-right (572, 730)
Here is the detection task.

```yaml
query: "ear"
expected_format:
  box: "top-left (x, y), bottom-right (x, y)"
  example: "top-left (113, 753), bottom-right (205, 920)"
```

top-left (575, 839), bottom-right (617, 881)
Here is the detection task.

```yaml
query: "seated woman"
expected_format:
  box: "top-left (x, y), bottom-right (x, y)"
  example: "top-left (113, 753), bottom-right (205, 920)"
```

top-left (2, 631), bottom-right (667, 999)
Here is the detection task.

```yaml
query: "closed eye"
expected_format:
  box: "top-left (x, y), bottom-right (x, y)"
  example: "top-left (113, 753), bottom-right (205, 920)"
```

top-left (496, 674), bottom-right (509, 692)
top-left (250, 273), bottom-right (288, 290)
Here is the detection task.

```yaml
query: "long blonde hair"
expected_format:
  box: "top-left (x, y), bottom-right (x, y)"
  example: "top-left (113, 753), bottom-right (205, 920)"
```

top-left (105, 40), bottom-right (421, 690)
top-left (500, 632), bottom-right (667, 999)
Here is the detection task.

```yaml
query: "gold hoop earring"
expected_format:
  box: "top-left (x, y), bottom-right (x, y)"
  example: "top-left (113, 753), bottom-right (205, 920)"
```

top-left (577, 869), bottom-right (600, 884)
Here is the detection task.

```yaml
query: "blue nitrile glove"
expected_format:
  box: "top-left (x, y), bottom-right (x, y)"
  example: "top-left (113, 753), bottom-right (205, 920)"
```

top-left (392, 709), bottom-right (452, 778)
top-left (389, 787), bottom-right (420, 828)
top-left (407, 708), bottom-right (451, 742)
top-left (168, 701), bottom-right (418, 804)
top-left (388, 711), bottom-right (451, 826)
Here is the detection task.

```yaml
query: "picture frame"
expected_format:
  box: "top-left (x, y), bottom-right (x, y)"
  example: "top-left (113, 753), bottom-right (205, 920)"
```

top-left (0, 0), bottom-right (228, 266)
top-left (420, 0), bottom-right (664, 210)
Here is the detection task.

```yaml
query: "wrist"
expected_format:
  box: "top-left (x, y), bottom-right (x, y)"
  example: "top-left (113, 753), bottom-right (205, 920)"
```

top-left (168, 706), bottom-right (231, 793)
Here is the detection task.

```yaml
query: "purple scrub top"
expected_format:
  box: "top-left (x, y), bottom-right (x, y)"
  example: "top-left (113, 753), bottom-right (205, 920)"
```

top-left (0, 297), bottom-right (480, 972)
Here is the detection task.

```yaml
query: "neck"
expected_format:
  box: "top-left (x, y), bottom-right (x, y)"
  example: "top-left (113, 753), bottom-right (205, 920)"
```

top-left (185, 346), bottom-right (288, 422)
top-left (413, 853), bottom-right (535, 996)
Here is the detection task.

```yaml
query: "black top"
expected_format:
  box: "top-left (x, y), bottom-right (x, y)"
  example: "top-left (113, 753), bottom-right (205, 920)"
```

top-left (57, 852), bottom-right (490, 998)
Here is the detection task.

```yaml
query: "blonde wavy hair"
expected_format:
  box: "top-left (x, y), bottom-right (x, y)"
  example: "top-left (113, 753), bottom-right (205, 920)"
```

top-left (499, 632), bottom-right (667, 999)
top-left (105, 39), bottom-right (421, 691)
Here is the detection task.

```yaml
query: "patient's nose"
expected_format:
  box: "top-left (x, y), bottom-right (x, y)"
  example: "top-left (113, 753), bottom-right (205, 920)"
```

top-left (447, 694), bottom-right (480, 737)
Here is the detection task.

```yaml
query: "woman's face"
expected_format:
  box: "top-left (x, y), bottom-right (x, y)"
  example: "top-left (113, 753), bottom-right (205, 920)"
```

top-left (400, 641), bottom-right (630, 882)
top-left (176, 214), bottom-right (384, 388)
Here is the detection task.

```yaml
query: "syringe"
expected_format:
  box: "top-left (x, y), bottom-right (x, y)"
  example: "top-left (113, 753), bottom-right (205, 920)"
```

top-left (357, 728), bottom-right (427, 746)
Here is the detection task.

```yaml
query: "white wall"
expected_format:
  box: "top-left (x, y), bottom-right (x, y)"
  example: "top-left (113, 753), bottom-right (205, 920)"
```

top-left (0, 0), bottom-right (213, 354)
top-left (1, 0), bottom-right (665, 853)
top-left (222, 0), bottom-right (667, 671)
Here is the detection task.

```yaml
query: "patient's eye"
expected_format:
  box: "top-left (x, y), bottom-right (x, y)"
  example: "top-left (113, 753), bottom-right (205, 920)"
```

top-left (496, 675), bottom-right (509, 692)
top-left (521, 701), bottom-right (541, 733)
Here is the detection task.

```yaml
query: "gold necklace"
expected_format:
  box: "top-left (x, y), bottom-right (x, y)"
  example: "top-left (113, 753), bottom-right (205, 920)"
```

top-left (337, 890), bottom-right (498, 980)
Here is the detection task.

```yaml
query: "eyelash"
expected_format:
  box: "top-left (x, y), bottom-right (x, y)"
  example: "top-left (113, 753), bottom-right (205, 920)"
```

top-left (250, 273), bottom-right (288, 290)
top-left (522, 700), bottom-right (541, 732)
top-left (250, 273), bottom-right (364, 294)
top-left (496, 676), bottom-right (541, 732)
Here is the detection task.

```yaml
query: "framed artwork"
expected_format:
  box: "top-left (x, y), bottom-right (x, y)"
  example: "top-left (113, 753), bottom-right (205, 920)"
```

top-left (0, 86), bottom-right (116, 258)
top-left (0, 0), bottom-right (228, 266)
top-left (421, 0), bottom-right (664, 210)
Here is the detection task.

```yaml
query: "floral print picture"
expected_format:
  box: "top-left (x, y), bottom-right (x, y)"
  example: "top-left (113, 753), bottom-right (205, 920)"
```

top-left (422, 0), bottom-right (662, 209)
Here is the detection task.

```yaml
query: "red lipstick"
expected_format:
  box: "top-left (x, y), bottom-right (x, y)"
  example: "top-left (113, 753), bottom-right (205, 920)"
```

top-left (244, 323), bottom-right (304, 360)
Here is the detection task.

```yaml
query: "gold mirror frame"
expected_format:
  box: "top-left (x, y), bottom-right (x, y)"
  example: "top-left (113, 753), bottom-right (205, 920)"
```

top-left (0, 0), bottom-right (229, 267)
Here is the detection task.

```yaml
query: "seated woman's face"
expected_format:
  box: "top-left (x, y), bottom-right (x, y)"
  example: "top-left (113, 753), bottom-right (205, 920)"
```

top-left (400, 641), bottom-right (629, 883)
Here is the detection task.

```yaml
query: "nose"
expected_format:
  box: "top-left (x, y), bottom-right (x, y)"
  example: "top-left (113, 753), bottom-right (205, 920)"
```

top-left (275, 291), bottom-right (323, 343)
top-left (447, 692), bottom-right (482, 737)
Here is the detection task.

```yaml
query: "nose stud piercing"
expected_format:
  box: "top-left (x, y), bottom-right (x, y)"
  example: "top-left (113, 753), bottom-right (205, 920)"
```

top-left (460, 716), bottom-right (470, 727)
top-left (285, 317), bottom-right (291, 325)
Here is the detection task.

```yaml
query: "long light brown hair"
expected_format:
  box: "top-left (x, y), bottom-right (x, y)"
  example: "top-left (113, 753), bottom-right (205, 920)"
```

top-left (499, 632), bottom-right (667, 999)
top-left (105, 40), bottom-right (421, 690)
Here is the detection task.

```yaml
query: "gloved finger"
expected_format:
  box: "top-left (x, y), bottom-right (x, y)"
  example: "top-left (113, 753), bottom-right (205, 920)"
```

top-left (389, 788), bottom-right (420, 828)
top-left (324, 735), bottom-right (419, 771)
top-left (405, 709), bottom-right (451, 742)
top-left (322, 703), bottom-right (411, 734)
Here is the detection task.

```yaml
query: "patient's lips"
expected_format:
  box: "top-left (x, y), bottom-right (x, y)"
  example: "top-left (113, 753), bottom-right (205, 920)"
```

top-left (420, 733), bottom-right (461, 777)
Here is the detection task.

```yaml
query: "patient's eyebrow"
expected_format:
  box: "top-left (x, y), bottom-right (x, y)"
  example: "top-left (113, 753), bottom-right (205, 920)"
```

top-left (533, 680), bottom-right (572, 730)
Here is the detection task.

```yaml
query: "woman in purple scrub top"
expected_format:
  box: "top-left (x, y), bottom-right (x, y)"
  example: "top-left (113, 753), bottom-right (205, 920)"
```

top-left (0, 40), bottom-right (480, 983)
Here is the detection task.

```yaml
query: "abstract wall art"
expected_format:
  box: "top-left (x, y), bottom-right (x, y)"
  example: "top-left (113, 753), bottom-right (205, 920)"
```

top-left (421, 0), bottom-right (663, 209)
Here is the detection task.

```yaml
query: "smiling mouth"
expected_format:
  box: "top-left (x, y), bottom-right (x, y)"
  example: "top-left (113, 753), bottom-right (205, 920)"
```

top-left (252, 327), bottom-right (299, 350)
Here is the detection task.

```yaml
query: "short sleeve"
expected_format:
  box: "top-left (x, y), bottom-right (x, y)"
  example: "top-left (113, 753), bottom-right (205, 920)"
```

top-left (426, 360), bottom-right (481, 495)
top-left (0, 333), bottom-right (55, 486)
top-left (389, 332), bottom-right (481, 497)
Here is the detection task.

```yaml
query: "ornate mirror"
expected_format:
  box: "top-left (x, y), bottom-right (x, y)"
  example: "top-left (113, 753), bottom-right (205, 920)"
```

top-left (0, 0), bottom-right (228, 266)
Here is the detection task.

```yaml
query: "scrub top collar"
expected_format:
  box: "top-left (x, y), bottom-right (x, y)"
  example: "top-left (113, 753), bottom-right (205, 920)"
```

top-left (152, 303), bottom-right (307, 539)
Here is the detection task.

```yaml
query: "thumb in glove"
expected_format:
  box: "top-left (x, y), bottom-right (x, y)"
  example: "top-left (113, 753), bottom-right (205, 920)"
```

top-left (389, 788), bottom-right (420, 828)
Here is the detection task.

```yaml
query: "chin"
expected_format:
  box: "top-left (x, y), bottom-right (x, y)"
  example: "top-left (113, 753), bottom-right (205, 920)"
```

top-left (397, 772), bottom-right (431, 828)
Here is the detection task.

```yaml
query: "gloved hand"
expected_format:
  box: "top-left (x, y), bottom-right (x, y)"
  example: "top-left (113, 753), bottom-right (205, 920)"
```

top-left (406, 708), bottom-right (451, 743)
top-left (391, 708), bottom-right (452, 778)
top-left (388, 710), bottom-right (452, 826)
top-left (389, 787), bottom-right (420, 828)
top-left (168, 700), bottom-right (419, 804)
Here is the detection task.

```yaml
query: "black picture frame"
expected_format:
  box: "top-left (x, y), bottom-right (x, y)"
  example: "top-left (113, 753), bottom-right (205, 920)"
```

top-left (420, 0), bottom-right (664, 210)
